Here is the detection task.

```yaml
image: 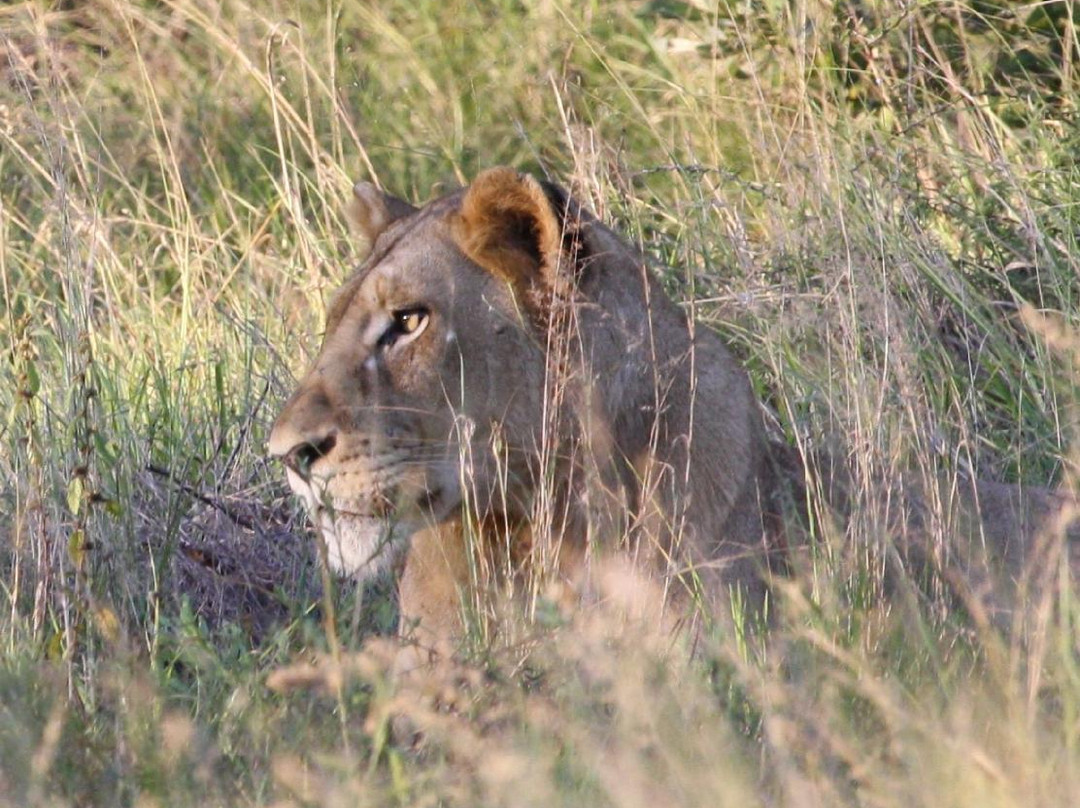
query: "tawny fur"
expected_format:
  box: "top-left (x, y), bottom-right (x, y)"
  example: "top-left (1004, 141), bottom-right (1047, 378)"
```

top-left (269, 168), bottom-right (1076, 665)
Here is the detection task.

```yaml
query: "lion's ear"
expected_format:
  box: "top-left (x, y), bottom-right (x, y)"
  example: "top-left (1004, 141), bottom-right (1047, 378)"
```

top-left (453, 168), bottom-right (569, 293)
top-left (347, 181), bottom-right (417, 253)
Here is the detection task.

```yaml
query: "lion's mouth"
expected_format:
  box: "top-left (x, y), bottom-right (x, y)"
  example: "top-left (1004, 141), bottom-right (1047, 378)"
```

top-left (283, 468), bottom-right (450, 580)
top-left (313, 511), bottom-right (405, 579)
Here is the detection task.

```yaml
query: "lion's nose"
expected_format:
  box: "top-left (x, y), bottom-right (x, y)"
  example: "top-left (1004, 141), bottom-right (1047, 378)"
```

top-left (274, 432), bottom-right (338, 482)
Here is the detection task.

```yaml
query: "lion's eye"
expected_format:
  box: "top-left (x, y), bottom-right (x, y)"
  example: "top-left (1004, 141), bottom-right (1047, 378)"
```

top-left (378, 307), bottom-right (429, 348)
top-left (396, 309), bottom-right (426, 334)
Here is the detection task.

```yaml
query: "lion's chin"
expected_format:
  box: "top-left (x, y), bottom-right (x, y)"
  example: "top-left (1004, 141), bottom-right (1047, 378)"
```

top-left (315, 512), bottom-right (410, 581)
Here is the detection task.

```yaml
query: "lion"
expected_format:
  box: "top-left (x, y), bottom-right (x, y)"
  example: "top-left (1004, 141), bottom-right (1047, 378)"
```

top-left (268, 167), bottom-right (1076, 664)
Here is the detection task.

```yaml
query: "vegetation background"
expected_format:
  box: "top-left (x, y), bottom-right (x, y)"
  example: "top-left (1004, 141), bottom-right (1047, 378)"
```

top-left (1, 0), bottom-right (1077, 804)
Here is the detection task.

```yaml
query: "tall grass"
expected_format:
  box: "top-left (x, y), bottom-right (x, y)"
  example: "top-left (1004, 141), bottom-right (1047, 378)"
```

top-left (1, 0), bottom-right (1077, 804)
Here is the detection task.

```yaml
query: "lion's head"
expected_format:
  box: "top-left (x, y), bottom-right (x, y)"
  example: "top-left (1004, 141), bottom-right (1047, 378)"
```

top-left (268, 169), bottom-right (592, 579)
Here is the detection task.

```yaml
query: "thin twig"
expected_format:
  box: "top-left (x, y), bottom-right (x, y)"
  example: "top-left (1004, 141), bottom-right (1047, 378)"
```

top-left (146, 463), bottom-right (255, 530)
